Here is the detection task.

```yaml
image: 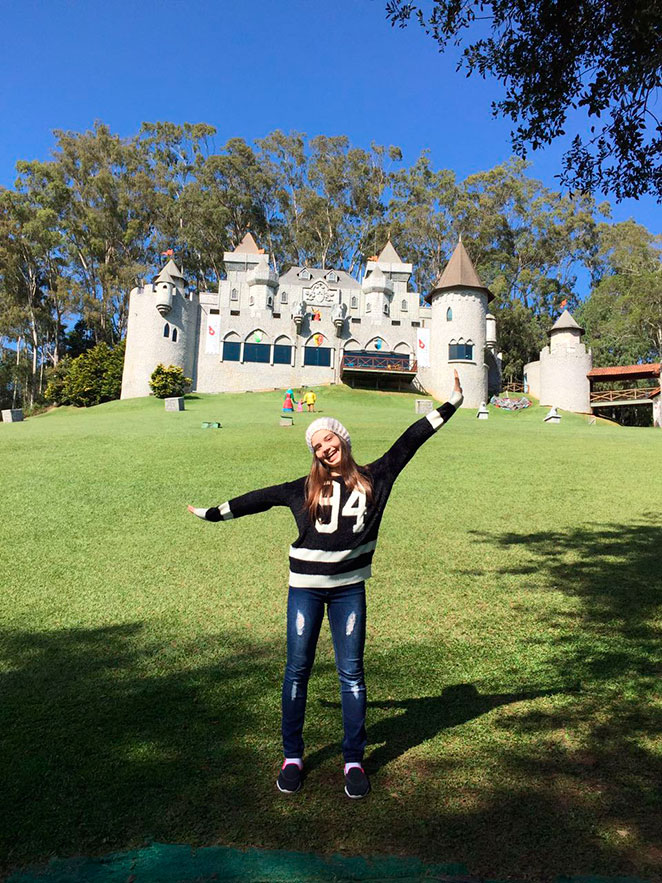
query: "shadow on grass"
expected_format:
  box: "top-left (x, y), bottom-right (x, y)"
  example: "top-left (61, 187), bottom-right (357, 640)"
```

top-left (468, 516), bottom-right (662, 683)
top-left (2, 518), bottom-right (661, 881)
top-left (456, 518), bottom-right (662, 876)
top-left (311, 683), bottom-right (570, 774)
top-left (0, 623), bottom-right (281, 874)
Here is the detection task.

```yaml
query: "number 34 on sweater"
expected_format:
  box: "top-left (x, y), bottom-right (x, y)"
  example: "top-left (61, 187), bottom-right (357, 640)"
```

top-left (315, 484), bottom-right (367, 534)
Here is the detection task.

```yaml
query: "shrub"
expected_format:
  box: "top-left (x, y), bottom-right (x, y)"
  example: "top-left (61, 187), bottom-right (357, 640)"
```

top-left (46, 341), bottom-right (126, 407)
top-left (44, 358), bottom-right (73, 406)
top-left (149, 364), bottom-right (192, 398)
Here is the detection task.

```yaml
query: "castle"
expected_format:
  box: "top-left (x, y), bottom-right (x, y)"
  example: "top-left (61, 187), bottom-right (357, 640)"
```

top-left (121, 235), bottom-right (502, 408)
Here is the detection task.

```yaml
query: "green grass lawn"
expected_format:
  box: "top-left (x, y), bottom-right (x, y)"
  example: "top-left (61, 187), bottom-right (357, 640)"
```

top-left (1, 386), bottom-right (661, 881)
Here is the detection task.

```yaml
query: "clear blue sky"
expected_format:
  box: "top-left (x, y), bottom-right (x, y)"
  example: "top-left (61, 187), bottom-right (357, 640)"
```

top-left (1, 0), bottom-right (658, 262)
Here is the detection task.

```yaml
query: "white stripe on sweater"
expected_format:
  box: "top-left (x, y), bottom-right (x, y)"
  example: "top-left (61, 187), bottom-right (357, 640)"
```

top-left (288, 565), bottom-right (372, 588)
top-left (219, 501), bottom-right (233, 520)
top-left (288, 539), bottom-right (377, 563)
top-left (426, 410), bottom-right (445, 430)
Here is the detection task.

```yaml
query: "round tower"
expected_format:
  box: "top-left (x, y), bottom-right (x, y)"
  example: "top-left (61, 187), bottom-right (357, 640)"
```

top-left (362, 263), bottom-right (394, 321)
top-left (539, 310), bottom-right (591, 412)
top-left (121, 259), bottom-right (196, 399)
top-left (421, 239), bottom-right (493, 408)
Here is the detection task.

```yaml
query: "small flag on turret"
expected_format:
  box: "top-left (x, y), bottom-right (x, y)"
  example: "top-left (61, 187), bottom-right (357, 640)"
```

top-left (560, 298), bottom-right (568, 308)
top-left (161, 249), bottom-right (174, 257)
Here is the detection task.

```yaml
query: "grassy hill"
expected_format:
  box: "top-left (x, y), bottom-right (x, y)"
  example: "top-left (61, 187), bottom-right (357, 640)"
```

top-left (1, 386), bottom-right (661, 881)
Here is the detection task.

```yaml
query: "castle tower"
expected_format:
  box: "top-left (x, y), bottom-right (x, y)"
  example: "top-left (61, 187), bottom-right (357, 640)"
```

top-left (538, 310), bottom-right (591, 412)
top-left (121, 258), bottom-right (196, 399)
top-left (421, 239), bottom-right (493, 408)
top-left (362, 263), bottom-right (394, 323)
top-left (246, 255), bottom-right (278, 314)
top-left (221, 232), bottom-right (265, 312)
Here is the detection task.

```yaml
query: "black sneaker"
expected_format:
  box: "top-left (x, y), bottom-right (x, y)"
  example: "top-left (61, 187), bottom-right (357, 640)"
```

top-left (344, 766), bottom-right (370, 799)
top-left (276, 762), bottom-right (302, 794)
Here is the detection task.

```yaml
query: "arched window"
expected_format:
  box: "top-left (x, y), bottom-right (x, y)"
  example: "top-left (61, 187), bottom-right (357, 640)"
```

top-left (267, 295), bottom-right (273, 308)
top-left (163, 323), bottom-right (170, 338)
top-left (383, 303), bottom-right (390, 316)
top-left (401, 299), bottom-right (408, 312)
top-left (243, 331), bottom-right (271, 363)
top-left (446, 307), bottom-right (453, 321)
top-left (171, 327), bottom-right (178, 342)
top-left (249, 295), bottom-right (254, 307)
top-left (230, 288), bottom-right (238, 301)
top-left (273, 335), bottom-right (292, 365)
top-left (366, 303), bottom-right (372, 313)
top-left (222, 332), bottom-right (241, 362)
top-left (351, 295), bottom-right (358, 309)
top-left (281, 291), bottom-right (288, 304)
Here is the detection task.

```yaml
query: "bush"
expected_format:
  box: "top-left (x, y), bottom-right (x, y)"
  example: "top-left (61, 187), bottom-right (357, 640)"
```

top-left (46, 341), bottom-right (126, 407)
top-left (149, 364), bottom-right (192, 398)
top-left (44, 358), bottom-right (72, 406)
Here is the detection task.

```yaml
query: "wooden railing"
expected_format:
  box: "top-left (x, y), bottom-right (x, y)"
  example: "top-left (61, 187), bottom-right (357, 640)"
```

top-left (501, 381), bottom-right (524, 393)
top-left (341, 354), bottom-right (417, 373)
top-left (590, 386), bottom-right (659, 404)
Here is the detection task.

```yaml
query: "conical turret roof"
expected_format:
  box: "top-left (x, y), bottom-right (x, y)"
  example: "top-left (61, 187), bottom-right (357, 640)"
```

top-left (426, 240), bottom-right (493, 302)
top-left (549, 309), bottom-right (584, 336)
top-left (377, 239), bottom-right (402, 264)
top-left (154, 258), bottom-right (184, 286)
top-left (161, 258), bottom-right (184, 279)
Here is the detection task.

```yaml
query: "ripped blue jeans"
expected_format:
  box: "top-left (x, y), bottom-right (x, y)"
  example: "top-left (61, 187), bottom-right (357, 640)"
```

top-left (282, 582), bottom-right (366, 763)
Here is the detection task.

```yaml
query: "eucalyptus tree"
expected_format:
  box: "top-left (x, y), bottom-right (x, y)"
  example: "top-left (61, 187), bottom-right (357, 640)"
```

top-left (46, 122), bottom-right (155, 342)
top-left (189, 136), bottom-right (280, 282)
top-left (0, 164), bottom-right (72, 405)
top-left (137, 121), bottom-right (219, 285)
top-left (578, 220), bottom-right (662, 365)
top-left (386, 152), bottom-right (459, 291)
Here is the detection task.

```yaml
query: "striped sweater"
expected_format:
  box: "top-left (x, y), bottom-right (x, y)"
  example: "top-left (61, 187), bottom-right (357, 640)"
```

top-left (201, 402), bottom-right (457, 588)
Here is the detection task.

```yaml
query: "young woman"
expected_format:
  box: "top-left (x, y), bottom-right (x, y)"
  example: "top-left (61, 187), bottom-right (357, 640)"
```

top-left (188, 372), bottom-right (463, 799)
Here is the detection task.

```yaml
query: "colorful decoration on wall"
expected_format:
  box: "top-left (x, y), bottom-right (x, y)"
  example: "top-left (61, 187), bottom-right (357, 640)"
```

top-left (315, 333), bottom-right (324, 346)
top-left (375, 338), bottom-right (382, 350)
top-left (254, 332), bottom-right (262, 343)
top-left (313, 310), bottom-right (322, 321)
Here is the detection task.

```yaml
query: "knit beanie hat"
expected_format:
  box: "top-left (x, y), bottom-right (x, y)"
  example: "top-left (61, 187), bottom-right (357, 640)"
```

top-left (305, 417), bottom-right (351, 453)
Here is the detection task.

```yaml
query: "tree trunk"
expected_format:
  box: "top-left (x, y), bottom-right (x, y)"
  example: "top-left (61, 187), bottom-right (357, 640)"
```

top-left (13, 336), bottom-right (21, 407)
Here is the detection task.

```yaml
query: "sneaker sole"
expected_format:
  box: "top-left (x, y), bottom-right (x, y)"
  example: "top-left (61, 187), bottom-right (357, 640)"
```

top-left (344, 785), bottom-right (370, 799)
top-left (276, 779), bottom-right (301, 794)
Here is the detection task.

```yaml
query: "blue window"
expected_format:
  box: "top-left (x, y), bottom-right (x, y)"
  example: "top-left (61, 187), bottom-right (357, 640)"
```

top-left (243, 343), bottom-right (271, 363)
top-left (304, 346), bottom-right (331, 367)
top-left (449, 343), bottom-right (474, 360)
top-left (223, 340), bottom-right (241, 361)
top-left (446, 307), bottom-right (453, 321)
top-left (163, 323), bottom-right (170, 337)
top-left (273, 344), bottom-right (292, 364)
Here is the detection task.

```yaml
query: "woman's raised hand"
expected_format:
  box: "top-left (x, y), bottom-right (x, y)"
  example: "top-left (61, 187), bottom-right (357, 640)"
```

top-left (450, 369), bottom-right (463, 407)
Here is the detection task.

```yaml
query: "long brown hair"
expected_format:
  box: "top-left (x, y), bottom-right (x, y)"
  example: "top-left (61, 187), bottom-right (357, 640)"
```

top-left (304, 437), bottom-right (373, 522)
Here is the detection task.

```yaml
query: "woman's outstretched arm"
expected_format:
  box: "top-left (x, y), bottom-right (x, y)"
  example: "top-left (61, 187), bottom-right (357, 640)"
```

top-left (188, 479), bottom-right (301, 522)
top-left (371, 370), bottom-right (463, 479)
